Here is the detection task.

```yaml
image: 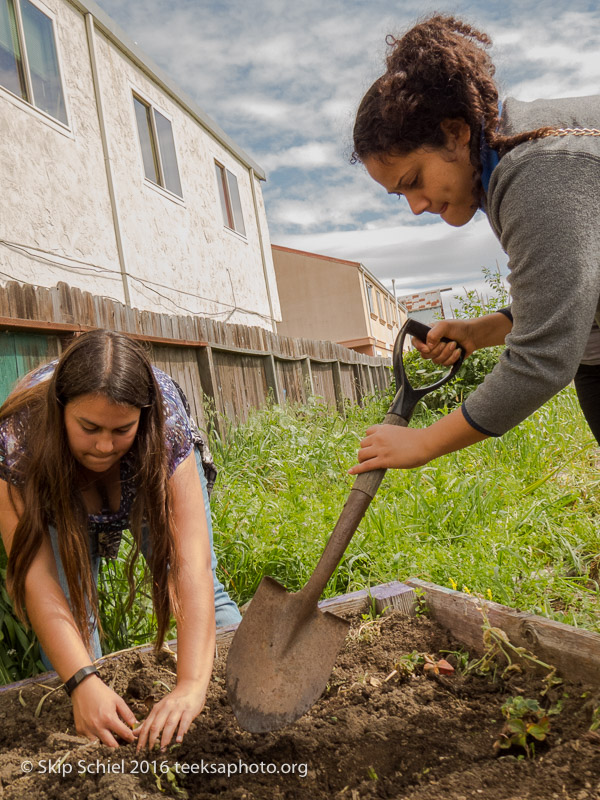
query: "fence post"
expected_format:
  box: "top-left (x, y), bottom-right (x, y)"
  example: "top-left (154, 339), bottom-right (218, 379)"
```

top-left (197, 345), bottom-right (224, 435)
top-left (380, 363), bottom-right (390, 390)
top-left (301, 357), bottom-right (314, 401)
top-left (365, 364), bottom-right (375, 395)
top-left (264, 353), bottom-right (282, 404)
top-left (332, 360), bottom-right (345, 415)
top-left (352, 363), bottom-right (364, 407)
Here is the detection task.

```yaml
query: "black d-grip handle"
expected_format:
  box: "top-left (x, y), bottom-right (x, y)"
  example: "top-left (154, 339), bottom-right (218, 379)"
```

top-left (389, 318), bottom-right (464, 422)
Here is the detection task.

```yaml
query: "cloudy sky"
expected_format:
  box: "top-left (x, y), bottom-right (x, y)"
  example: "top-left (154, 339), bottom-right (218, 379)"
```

top-left (94, 0), bottom-right (600, 314)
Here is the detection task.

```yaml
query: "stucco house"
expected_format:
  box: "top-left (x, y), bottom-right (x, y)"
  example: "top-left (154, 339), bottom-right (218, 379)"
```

top-left (272, 245), bottom-right (407, 357)
top-left (0, 0), bottom-right (280, 329)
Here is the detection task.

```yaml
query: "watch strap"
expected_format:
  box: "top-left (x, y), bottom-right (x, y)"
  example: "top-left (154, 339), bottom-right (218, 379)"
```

top-left (64, 665), bottom-right (100, 696)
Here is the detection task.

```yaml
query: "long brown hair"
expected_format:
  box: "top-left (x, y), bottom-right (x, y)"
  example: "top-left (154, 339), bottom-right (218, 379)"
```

top-left (352, 15), bottom-right (555, 201)
top-left (2, 329), bottom-right (181, 652)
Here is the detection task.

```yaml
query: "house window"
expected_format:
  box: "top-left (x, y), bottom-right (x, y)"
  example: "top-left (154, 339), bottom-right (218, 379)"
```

top-left (133, 94), bottom-right (182, 197)
top-left (215, 162), bottom-right (246, 236)
top-left (366, 283), bottom-right (374, 314)
top-left (0, 0), bottom-right (67, 124)
top-left (376, 291), bottom-right (383, 319)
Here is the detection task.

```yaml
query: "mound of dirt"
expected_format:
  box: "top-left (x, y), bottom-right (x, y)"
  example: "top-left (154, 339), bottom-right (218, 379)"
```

top-left (1, 612), bottom-right (599, 800)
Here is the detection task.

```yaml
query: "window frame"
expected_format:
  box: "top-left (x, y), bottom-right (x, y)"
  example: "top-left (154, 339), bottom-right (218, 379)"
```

top-left (0, 0), bottom-right (70, 129)
top-left (214, 160), bottom-right (247, 238)
top-left (131, 88), bottom-right (184, 201)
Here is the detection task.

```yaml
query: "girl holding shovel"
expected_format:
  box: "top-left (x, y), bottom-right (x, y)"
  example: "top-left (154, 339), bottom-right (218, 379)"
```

top-left (0, 329), bottom-right (240, 750)
top-left (348, 14), bottom-right (600, 474)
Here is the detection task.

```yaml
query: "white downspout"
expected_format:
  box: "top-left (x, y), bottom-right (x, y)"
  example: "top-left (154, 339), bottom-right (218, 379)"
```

top-left (84, 13), bottom-right (132, 306)
top-left (249, 167), bottom-right (276, 332)
top-left (359, 264), bottom-right (376, 353)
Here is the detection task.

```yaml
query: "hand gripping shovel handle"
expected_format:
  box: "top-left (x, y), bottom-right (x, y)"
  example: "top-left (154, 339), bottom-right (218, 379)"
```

top-left (300, 319), bottom-right (464, 607)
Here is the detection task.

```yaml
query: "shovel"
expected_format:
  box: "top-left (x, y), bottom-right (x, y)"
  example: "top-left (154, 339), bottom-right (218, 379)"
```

top-left (226, 318), bottom-right (464, 733)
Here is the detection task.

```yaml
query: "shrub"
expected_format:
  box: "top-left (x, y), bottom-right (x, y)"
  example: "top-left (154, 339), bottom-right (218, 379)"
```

top-left (401, 265), bottom-right (510, 411)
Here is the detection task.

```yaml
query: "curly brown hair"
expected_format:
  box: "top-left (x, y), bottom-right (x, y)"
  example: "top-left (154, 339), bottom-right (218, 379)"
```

top-left (352, 15), bottom-right (554, 199)
top-left (3, 329), bottom-right (181, 654)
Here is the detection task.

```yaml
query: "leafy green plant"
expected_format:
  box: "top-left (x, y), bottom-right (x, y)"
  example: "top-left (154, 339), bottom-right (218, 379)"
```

top-left (361, 593), bottom-right (386, 621)
top-left (0, 563), bottom-right (43, 683)
top-left (403, 266), bottom-right (510, 411)
top-left (493, 696), bottom-right (556, 758)
top-left (452, 265), bottom-right (511, 319)
top-left (393, 650), bottom-right (427, 677)
top-left (97, 533), bottom-right (177, 653)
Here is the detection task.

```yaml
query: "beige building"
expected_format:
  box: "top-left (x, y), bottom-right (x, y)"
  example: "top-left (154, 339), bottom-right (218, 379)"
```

top-left (272, 245), bottom-right (407, 357)
top-left (0, 0), bottom-right (280, 329)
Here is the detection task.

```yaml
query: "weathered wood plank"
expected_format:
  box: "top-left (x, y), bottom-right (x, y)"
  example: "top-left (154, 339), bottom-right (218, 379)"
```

top-left (216, 581), bottom-right (413, 647)
top-left (301, 357), bottom-right (314, 401)
top-left (331, 360), bottom-right (345, 414)
top-left (405, 578), bottom-right (600, 686)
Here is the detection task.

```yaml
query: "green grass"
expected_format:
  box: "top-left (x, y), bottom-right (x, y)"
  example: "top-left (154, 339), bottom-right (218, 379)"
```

top-left (209, 387), bottom-right (600, 632)
top-left (2, 383), bottom-right (599, 684)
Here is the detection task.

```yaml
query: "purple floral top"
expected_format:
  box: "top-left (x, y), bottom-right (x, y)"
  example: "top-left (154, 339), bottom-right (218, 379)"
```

top-left (0, 362), bottom-right (213, 559)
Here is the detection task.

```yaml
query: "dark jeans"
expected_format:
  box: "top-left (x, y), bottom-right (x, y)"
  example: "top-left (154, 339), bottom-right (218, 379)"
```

top-left (574, 363), bottom-right (600, 444)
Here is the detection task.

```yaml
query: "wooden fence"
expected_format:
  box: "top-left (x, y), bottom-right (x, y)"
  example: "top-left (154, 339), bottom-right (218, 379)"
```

top-left (0, 281), bottom-right (392, 432)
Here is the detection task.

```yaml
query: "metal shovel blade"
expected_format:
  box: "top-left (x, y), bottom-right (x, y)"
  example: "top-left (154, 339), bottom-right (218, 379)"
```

top-left (226, 575), bottom-right (349, 733)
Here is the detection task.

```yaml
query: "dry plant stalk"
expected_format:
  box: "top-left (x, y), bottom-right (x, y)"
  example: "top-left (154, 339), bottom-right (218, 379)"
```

top-left (466, 603), bottom-right (561, 693)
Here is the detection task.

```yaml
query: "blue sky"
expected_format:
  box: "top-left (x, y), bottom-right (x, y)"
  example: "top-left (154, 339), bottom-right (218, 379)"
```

top-left (94, 0), bottom-right (600, 314)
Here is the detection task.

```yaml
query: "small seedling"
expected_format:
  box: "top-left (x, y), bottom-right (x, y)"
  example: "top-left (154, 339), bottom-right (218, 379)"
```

top-left (412, 587), bottom-right (428, 618)
top-left (590, 706), bottom-right (600, 732)
top-left (394, 651), bottom-right (426, 677)
top-left (150, 762), bottom-right (189, 798)
top-left (361, 594), bottom-right (384, 621)
top-left (466, 606), bottom-right (561, 693)
top-left (493, 696), bottom-right (557, 758)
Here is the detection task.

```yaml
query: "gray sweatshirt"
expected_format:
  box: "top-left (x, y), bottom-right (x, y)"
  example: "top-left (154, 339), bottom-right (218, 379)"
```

top-left (462, 95), bottom-right (600, 437)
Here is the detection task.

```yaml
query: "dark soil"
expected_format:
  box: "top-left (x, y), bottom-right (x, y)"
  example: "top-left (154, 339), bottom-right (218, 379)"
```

top-left (1, 611), bottom-right (599, 800)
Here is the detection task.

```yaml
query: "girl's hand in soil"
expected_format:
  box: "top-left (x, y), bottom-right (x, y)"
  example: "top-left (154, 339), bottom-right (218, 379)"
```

top-left (134, 679), bottom-right (207, 753)
top-left (71, 675), bottom-right (138, 748)
top-left (349, 424), bottom-right (431, 473)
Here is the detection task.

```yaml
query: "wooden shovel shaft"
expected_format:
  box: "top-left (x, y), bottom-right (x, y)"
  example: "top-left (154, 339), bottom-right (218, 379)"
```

top-left (300, 413), bottom-right (408, 607)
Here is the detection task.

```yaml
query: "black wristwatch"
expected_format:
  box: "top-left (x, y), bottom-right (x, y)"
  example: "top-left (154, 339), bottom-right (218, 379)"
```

top-left (64, 665), bottom-right (100, 696)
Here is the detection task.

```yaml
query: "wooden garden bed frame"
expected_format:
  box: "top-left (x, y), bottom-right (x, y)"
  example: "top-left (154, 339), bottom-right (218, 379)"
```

top-left (2, 579), bottom-right (599, 694)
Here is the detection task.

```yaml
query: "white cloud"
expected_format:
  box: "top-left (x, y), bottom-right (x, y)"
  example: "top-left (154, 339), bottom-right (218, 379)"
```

top-left (258, 142), bottom-right (337, 172)
top-left (94, 0), bottom-right (600, 304)
top-left (274, 215), bottom-right (509, 295)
